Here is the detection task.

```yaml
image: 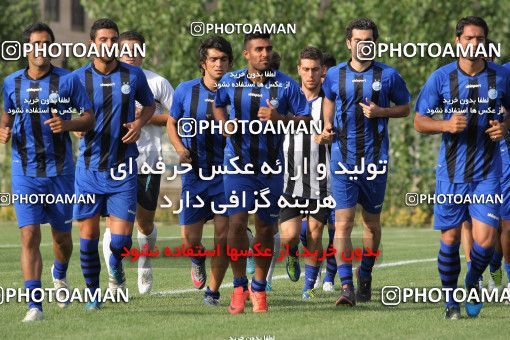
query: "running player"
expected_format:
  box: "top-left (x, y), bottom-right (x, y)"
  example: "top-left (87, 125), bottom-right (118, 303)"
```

top-left (414, 16), bottom-right (510, 319)
top-left (280, 46), bottom-right (332, 300)
top-left (167, 36), bottom-right (232, 305)
top-left (1, 22), bottom-right (94, 321)
top-left (213, 33), bottom-right (309, 314)
top-left (72, 18), bottom-right (155, 310)
top-left (246, 50), bottom-right (283, 292)
top-left (102, 30), bottom-right (174, 295)
top-left (318, 18), bottom-right (411, 307)
top-left (292, 51), bottom-right (338, 292)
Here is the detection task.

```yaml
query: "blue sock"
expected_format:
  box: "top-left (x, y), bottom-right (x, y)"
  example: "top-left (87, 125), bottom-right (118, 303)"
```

top-left (324, 229), bottom-right (336, 283)
top-left (233, 276), bottom-right (248, 290)
top-left (80, 238), bottom-right (100, 294)
top-left (337, 264), bottom-right (353, 288)
top-left (300, 220), bottom-right (308, 247)
top-left (53, 259), bottom-right (68, 280)
top-left (467, 260), bottom-right (471, 272)
top-left (466, 242), bottom-right (494, 287)
top-left (304, 264), bottom-right (320, 291)
top-left (505, 262), bottom-right (510, 282)
top-left (437, 241), bottom-right (460, 308)
top-left (359, 248), bottom-right (377, 279)
top-left (204, 286), bottom-right (220, 299)
top-left (251, 277), bottom-right (267, 292)
top-left (109, 234), bottom-right (132, 270)
top-left (328, 228), bottom-right (335, 243)
top-left (24, 280), bottom-right (42, 311)
top-left (489, 251), bottom-right (503, 273)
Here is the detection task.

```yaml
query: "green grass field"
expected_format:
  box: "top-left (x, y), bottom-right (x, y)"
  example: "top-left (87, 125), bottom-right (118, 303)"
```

top-left (1, 222), bottom-right (510, 339)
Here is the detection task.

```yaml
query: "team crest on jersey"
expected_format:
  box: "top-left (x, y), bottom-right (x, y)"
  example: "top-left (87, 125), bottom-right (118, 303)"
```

top-left (372, 80), bottom-right (382, 92)
top-left (270, 98), bottom-right (279, 108)
top-left (488, 88), bottom-right (498, 100)
top-left (48, 91), bottom-right (59, 104)
top-left (121, 83), bottom-right (131, 95)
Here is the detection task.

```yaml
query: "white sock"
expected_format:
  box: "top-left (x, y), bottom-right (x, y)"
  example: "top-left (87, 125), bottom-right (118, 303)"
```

top-left (266, 232), bottom-right (280, 284)
top-left (102, 227), bottom-right (112, 273)
top-left (137, 224), bottom-right (157, 269)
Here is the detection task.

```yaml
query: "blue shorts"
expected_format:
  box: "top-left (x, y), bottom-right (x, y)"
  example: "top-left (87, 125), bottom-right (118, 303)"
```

top-left (73, 165), bottom-right (137, 222)
top-left (180, 172), bottom-right (227, 225)
top-left (331, 164), bottom-right (387, 214)
top-left (223, 173), bottom-right (284, 225)
top-left (12, 175), bottom-right (74, 231)
top-left (434, 178), bottom-right (501, 230)
top-left (501, 167), bottom-right (510, 221)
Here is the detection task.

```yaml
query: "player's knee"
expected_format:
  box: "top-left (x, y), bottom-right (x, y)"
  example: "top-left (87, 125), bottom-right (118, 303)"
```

top-left (307, 220), bottom-right (324, 239)
top-left (441, 230), bottom-right (461, 245)
top-left (21, 225), bottom-right (40, 242)
top-left (182, 233), bottom-right (201, 247)
top-left (281, 232), bottom-right (300, 246)
top-left (136, 220), bottom-right (154, 236)
top-left (255, 225), bottom-right (274, 239)
top-left (53, 232), bottom-right (72, 249)
top-left (334, 221), bottom-right (354, 236)
top-left (228, 220), bottom-right (247, 233)
top-left (363, 222), bottom-right (381, 234)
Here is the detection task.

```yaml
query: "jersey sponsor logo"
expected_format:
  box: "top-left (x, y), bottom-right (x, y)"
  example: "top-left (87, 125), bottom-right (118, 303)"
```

top-left (100, 82), bottom-right (116, 87)
top-left (352, 78), bottom-right (366, 83)
top-left (248, 92), bottom-right (262, 98)
top-left (26, 87), bottom-right (42, 92)
top-left (465, 83), bottom-right (481, 89)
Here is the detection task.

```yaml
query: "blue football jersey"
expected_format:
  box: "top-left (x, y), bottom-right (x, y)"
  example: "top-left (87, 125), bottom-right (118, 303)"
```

top-left (72, 62), bottom-right (154, 171)
top-left (3, 65), bottom-right (92, 177)
top-left (415, 61), bottom-right (510, 183)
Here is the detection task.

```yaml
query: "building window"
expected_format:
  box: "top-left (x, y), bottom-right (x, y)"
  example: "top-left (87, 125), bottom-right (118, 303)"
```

top-left (44, 0), bottom-right (60, 22)
top-left (71, 0), bottom-right (85, 32)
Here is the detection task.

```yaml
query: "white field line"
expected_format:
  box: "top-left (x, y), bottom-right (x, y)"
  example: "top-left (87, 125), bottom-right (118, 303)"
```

top-left (152, 256), bottom-right (464, 296)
